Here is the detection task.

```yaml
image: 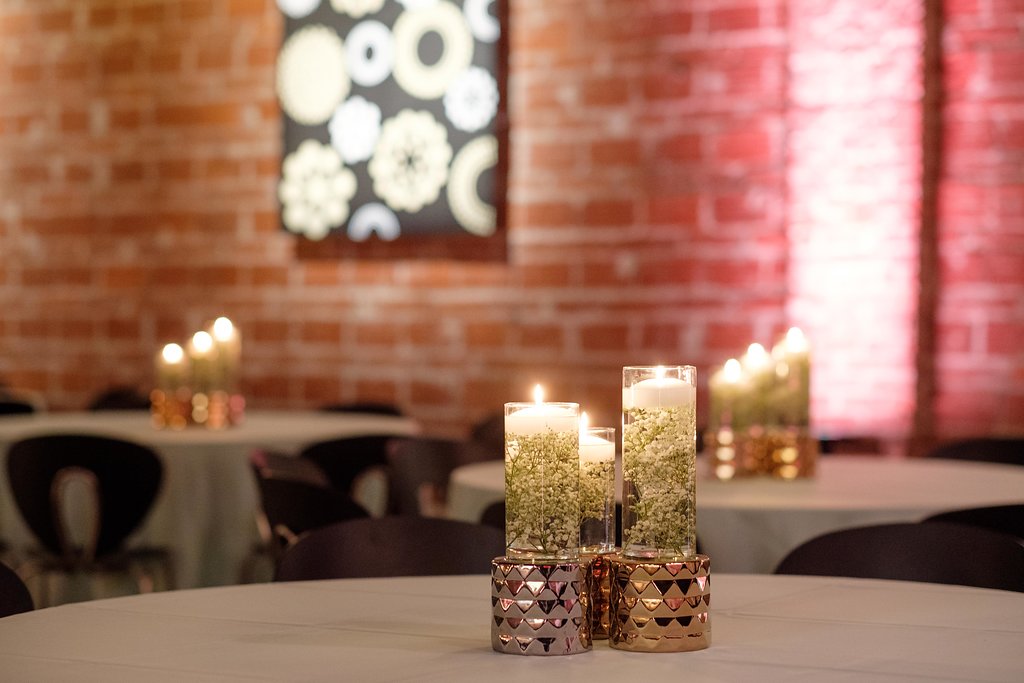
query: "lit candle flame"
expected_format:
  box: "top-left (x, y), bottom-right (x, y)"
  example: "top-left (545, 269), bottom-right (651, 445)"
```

top-left (744, 343), bottom-right (769, 368)
top-left (532, 384), bottom-right (544, 404)
top-left (212, 316), bottom-right (235, 342)
top-left (655, 365), bottom-right (666, 380)
top-left (161, 343), bottom-right (184, 364)
top-left (580, 411), bottom-right (590, 434)
top-left (192, 331), bottom-right (214, 354)
top-left (785, 326), bottom-right (808, 353)
top-left (723, 358), bottom-right (741, 383)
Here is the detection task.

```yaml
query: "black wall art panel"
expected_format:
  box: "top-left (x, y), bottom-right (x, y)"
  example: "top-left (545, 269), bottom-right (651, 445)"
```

top-left (275, 0), bottom-right (507, 260)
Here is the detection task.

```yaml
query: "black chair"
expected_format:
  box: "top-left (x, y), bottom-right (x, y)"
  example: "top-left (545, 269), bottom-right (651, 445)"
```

top-left (6, 434), bottom-right (174, 605)
top-left (320, 402), bottom-right (404, 417)
top-left (387, 437), bottom-right (499, 516)
top-left (88, 386), bottom-right (151, 411)
top-left (774, 522), bottom-right (1024, 593)
top-left (0, 400), bottom-right (34, 415)
top-left (298, 435), bottom-right (397, 510)
top-left (922, 504), bottom-right (1024, 543)
top-left (926, 437), bottom-right (1024, 466)
top-left (0, 561), bottom-right (33, 618)
top-left (274, 516), bottom-right (505, 581)
top-left (469, 412), bottom-right (504, 454)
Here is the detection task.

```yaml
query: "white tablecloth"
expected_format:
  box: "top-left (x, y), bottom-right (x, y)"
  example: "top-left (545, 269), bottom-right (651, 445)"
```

top-left (0, 410), bottom-right (417, 589)
top-left (448, 455), bottom-right (1024, 573)
top-left (0, 574), bottom-right (1021, 681)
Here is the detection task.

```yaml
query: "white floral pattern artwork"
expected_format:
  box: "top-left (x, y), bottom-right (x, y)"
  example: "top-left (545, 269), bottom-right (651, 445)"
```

top-left (443, 66), bottom-right (497, 133)
top-left (447, 134), bottom-right (496, 235)
top-left (463, 0), bottom-right (499, 43)
top-left (279, 140), bottom-right (358, 241)
top-left (276, 1), bottom-right (504, 251)
top-left (329, 96), bottom-right (382, 164)
top-left (330, 0), bottom-right (385, 19)
top-left (345, 20), bottom-right (393, 88)
top-left (277, 0), bottom-right (321, 19)
top-left (276, 25), bottom-right (350, 126)
top-left (348, 202), bottom-right (401, 241)
top-left (369, 109), bottom-right (452, 212)
top-left (392, 0), bottom-right (474, 100)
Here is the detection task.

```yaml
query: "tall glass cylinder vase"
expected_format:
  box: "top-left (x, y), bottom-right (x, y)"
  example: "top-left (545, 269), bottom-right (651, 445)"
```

top-left (504, 401), bottom-right (580, 561)
top-left (621, 365), bottom-right (698, 560)
top-left (579, 427), bottom-right (615, 554)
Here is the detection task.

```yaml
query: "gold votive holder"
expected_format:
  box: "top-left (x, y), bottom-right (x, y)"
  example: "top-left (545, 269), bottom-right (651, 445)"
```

top-left (490, 557), bottom-right (591, 656)
top-left (707, 426), bottom-right (818, 480)
top-left (608, 554), bottom-right (711, 653)
top-left (581, 552), bottom-right (614, 640)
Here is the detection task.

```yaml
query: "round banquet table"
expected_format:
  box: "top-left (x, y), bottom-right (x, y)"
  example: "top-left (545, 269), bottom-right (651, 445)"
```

top-left (0, 410), bottom-right (417, 590)
top-left (0, 573), bottom-right (1021, 681)
top-left (447, 455), bottom-right (1024, 573)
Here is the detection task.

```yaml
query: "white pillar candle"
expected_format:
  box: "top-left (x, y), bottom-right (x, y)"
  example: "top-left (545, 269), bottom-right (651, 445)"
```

top-left (505, 385), bottom-right (578, 435)
top-left (622, 370), bottom-right (696, 409)
top-left (579, 429), bottom-right (615, 463)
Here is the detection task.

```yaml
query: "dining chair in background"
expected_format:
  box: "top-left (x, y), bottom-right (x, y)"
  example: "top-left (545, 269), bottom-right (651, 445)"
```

top-left (922, 504), bottom-right (1024, 543)
top-left (926, 437), bottom-right (1024, 466)
top-left (319, 401), bottom-right (404, 417)
top-left (298, 435), bottom-right (396, 515)
top-left (6, 434), bottom-right (175, 606)
top-left (387, 436), bottom-right (499, 516)
top-left (0, 561), bottom-right (33, 618)
top-left (273, 516), bottom-right (505, 581)
top-left (87, 385), bottom-right (151, 411)
top-left (774, 521), bottom-right (1024, 593)
top-left (0, 400), bottom-right (35, 415)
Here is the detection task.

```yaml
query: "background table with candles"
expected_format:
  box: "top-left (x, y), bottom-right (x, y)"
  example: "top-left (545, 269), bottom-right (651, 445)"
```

top-left (448, 454), bottom-right (1024, 573)
top-left (0, 409), bottom-right (417, 589)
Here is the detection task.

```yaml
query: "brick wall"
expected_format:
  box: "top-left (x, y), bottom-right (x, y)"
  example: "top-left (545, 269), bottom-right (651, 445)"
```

top-left (0, 0), bottom-right (1020, 442)
top-left (934, 0), bottom-right (1024, 436)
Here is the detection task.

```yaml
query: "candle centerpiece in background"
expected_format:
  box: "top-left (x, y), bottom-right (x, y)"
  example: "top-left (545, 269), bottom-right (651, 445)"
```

top-left (150, 317), bottom-right (245, 430)
top-left (151, 343), bottom-right (191, 430)
top-left (611, 365), bottom-right (710, 653)
top-left (706, 327), bottom-right (816, 480)
top-left (578, 412), bottom-right (616, 641)
top-left (492, 385), bottom-right (590, 656)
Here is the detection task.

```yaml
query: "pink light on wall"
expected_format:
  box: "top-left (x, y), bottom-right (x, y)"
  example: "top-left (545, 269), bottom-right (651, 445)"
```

top-left (785, 0), bottom-right (924, 440)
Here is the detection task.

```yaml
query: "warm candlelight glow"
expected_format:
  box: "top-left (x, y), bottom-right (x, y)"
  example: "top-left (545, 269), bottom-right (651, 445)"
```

top-left (723, 358), bottom-right (742, 383)
top-left (532, 383), bottom-right (544, 404)
top-left (161, 343), bottom-right (184, 364)
top-left (655, 365), bottom-right (666, 380)
top-left (212, 316), bottom-right (235, 342)
top-left (191, 331), bottom-right (214, 355)
top-left (580, 410), bottom-right (590, 433)
top-left (785, 326), bottom-right (808, 353)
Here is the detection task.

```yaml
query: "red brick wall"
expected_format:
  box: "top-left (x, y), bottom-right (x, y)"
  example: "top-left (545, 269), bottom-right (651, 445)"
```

top-left (935, 0), bottom-right (1024, 436)
top-left (0, 0), bottom-right (1021, 442)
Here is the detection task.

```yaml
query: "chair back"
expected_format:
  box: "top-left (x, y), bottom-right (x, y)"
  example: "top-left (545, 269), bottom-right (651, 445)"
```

top-left (298, 435), bottom-right (395, 494)
top-left (274, 516), bottom-right (505, 581)
top-left (6, 434), bottom-right (163, 562)
top-left (923, 504), bottom-right (1024, 542)
top-left (250, 450), bottom-right (369, 551)
top-left (387, 437), bottom-right (498, 516)
top-left (319, 402), bottom-right (404, 417)
top-left (88, 386), bottom-right (151, 411)
top-left (926, 437), bottom-right (1024, 466)
top-left (0, 400), bottom-right (34, 415)
top-left (0, 561), bottom-right (33, 618)
top-left (774, 522), bottom-right (1024, 592)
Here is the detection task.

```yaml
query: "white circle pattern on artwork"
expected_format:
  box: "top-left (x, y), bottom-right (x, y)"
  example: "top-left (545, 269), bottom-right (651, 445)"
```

top-left (396, 0), bottom-right (439, 9)
top-left (443, 66), bottom-right (498, 133)
top-left (330, 0), bottom-right (384, 19)
top-left (447, 134), bottom-right (497, 236)
top-left (348, 202), bottom-right (401, 241)
top-left (277, 25), bottom-right (350, 126)
top-left (328, 96), bottom-right (382, 164)
top-left (464, 0), bottom-right (499, 43)
top-left (277, 0), bottom-right (321, 19)
top-left (369, 109), bottom-right (452, 212)
top-left (279, 139), bottom-right (358, 240)
top-left (392, 0), bottom-right (474, 100)
top-left (345, 20), bottom-right (394, 87)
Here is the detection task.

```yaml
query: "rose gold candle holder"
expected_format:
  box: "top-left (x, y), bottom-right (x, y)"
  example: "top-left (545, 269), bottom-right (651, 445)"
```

top-left (490, 557), bottom-right (591, 656)
top-left (581, 552), bottom-right (614, 640)
top-left (608, 554), bottom-right (711, 653)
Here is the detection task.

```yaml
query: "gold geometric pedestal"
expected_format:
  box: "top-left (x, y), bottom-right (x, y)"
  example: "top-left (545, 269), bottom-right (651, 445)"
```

top-left (491, 557), bottom-right (592, 656)
top-left (608, 554), bottom-right (711, 653)
top-left (581, 553), bottom-right (613, 640)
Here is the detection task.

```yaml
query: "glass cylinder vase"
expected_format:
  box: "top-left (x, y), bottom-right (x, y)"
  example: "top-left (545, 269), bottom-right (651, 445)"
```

top-left (504, 401), bottom-right (580, 560)
top-left (579, 427), bottom-right (615, 554)
top-left (621, 365), bottom-right (698, 560)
